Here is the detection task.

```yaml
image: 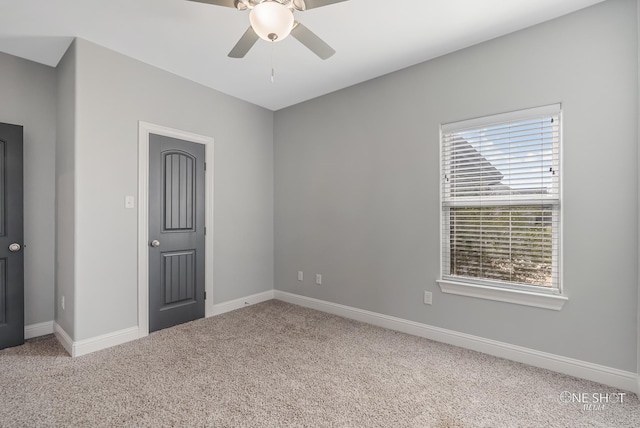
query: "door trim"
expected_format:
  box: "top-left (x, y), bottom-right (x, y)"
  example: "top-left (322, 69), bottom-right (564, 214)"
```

top-left (137, 122), bottom-right (214, 338)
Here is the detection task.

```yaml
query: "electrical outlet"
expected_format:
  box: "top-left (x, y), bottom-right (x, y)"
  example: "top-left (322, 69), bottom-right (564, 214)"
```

top-left (61, 295), bottom-right (65, 311)
top-left (424, 291), bottom-right (432, 305)
top-left (297, 271), bottom-right (303, 281)
top-left (316, 274), bottom-right (322, 285)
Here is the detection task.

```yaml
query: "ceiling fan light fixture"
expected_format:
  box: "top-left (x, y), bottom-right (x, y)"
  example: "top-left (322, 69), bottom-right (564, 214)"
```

top-left (249, 1), bottom-right (294, 42)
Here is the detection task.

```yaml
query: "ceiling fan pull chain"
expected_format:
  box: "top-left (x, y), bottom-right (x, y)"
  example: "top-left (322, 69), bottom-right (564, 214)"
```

top-left (271, 42), bottom-right (275, 83)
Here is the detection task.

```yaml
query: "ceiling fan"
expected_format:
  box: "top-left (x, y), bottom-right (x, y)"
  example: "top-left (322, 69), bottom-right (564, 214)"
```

top-left (188, 0), bottom-right (349, 59)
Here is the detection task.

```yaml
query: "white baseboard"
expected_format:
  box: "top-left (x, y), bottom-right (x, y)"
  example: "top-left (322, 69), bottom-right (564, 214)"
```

top-left (54, 323), bottom-right (140, 357)
top-left (25, 321), bottom-right (54, 339)
top-left (72, 327), bottom-right (140, 357)
top-left (274, 291), bottom-right (639, 394)
top-left (210, 290), bottom-right (275, 317)
top-left (54, 323), bottom-right (73, 356)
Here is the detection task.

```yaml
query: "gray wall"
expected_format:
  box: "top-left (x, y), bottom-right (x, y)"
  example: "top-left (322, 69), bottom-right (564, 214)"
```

top-left (67, 39), bottom-right (273, 341)
top-left (55, 41), bottom-right (76, 336)
top-left (637, 0), bottom-right (640, 387)
top-left (0, 51), bottom-right (56, 327)
top-left (274, 0), bottom-right (639, 372)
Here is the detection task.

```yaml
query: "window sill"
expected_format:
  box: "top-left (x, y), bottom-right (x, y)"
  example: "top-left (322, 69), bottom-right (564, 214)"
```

top-left (436, 279), bottom-right (568, 311)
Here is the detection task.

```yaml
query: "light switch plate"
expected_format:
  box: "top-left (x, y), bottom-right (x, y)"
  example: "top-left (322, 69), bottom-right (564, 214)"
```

top-left (125, 196), bottom-right (135, 209)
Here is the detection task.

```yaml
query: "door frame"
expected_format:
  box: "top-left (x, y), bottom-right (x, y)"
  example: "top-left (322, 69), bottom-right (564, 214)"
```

top-left (137, 121), bottom-right (214, 338)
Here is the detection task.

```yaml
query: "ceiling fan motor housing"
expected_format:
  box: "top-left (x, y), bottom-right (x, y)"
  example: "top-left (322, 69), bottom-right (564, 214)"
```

top-left (235, 0), bottom-right (307, 12)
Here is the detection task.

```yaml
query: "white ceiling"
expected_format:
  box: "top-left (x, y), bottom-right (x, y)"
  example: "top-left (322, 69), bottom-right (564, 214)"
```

top-left (0, 0), bottom-right (605, 111)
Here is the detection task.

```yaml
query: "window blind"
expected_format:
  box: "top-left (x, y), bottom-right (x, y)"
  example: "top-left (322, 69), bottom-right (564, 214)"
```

top-left (441, 105), bottom-right (561, 292)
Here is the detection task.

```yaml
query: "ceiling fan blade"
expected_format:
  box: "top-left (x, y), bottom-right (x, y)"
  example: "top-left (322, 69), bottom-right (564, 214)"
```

top-left (228, 26), bottom-right (259, 58)
top-left (301, 0), bottom-right (350, 10)
top-left (186, 0), bottom-right (237, 8)
top-left (291, 22), bottom-right (335, 60)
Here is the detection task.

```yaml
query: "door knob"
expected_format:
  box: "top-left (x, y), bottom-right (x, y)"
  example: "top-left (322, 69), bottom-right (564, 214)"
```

top-left (8, 243), bottom-right (21, 252)
top-left (150, 240), bottom-right (160, 248)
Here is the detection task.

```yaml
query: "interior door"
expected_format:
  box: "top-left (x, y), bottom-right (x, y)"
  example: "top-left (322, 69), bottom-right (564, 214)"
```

top-left (149, 133), bottom-right (205, 333)
top-left (0, 123), bottom-right (24, 350)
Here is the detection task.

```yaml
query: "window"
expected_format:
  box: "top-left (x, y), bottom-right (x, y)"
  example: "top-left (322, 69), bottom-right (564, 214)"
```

top-left (438, 105), bottom-right (567, 310)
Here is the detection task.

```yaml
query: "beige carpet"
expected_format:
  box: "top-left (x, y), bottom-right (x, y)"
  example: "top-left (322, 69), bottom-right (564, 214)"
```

top-left (1, 300), bottom-right (638, 427)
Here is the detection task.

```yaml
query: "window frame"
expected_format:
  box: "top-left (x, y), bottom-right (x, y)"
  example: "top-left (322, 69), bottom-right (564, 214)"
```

top-left (437, 105), bottom-right (567, 310)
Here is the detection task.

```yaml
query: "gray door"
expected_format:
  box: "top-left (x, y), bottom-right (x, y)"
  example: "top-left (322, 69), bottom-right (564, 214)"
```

top-left (149, 134), bottom-right (205, 333)
top-left (0, 123), bottom-right (24, 350)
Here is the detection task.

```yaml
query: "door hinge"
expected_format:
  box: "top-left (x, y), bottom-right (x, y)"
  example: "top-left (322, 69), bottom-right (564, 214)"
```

top-left (204, 291), bottom-right (207, 300)
top-left (204, 162), bottom-right (207, 171)
top-left (204, 227), bottom-right (207, 235)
